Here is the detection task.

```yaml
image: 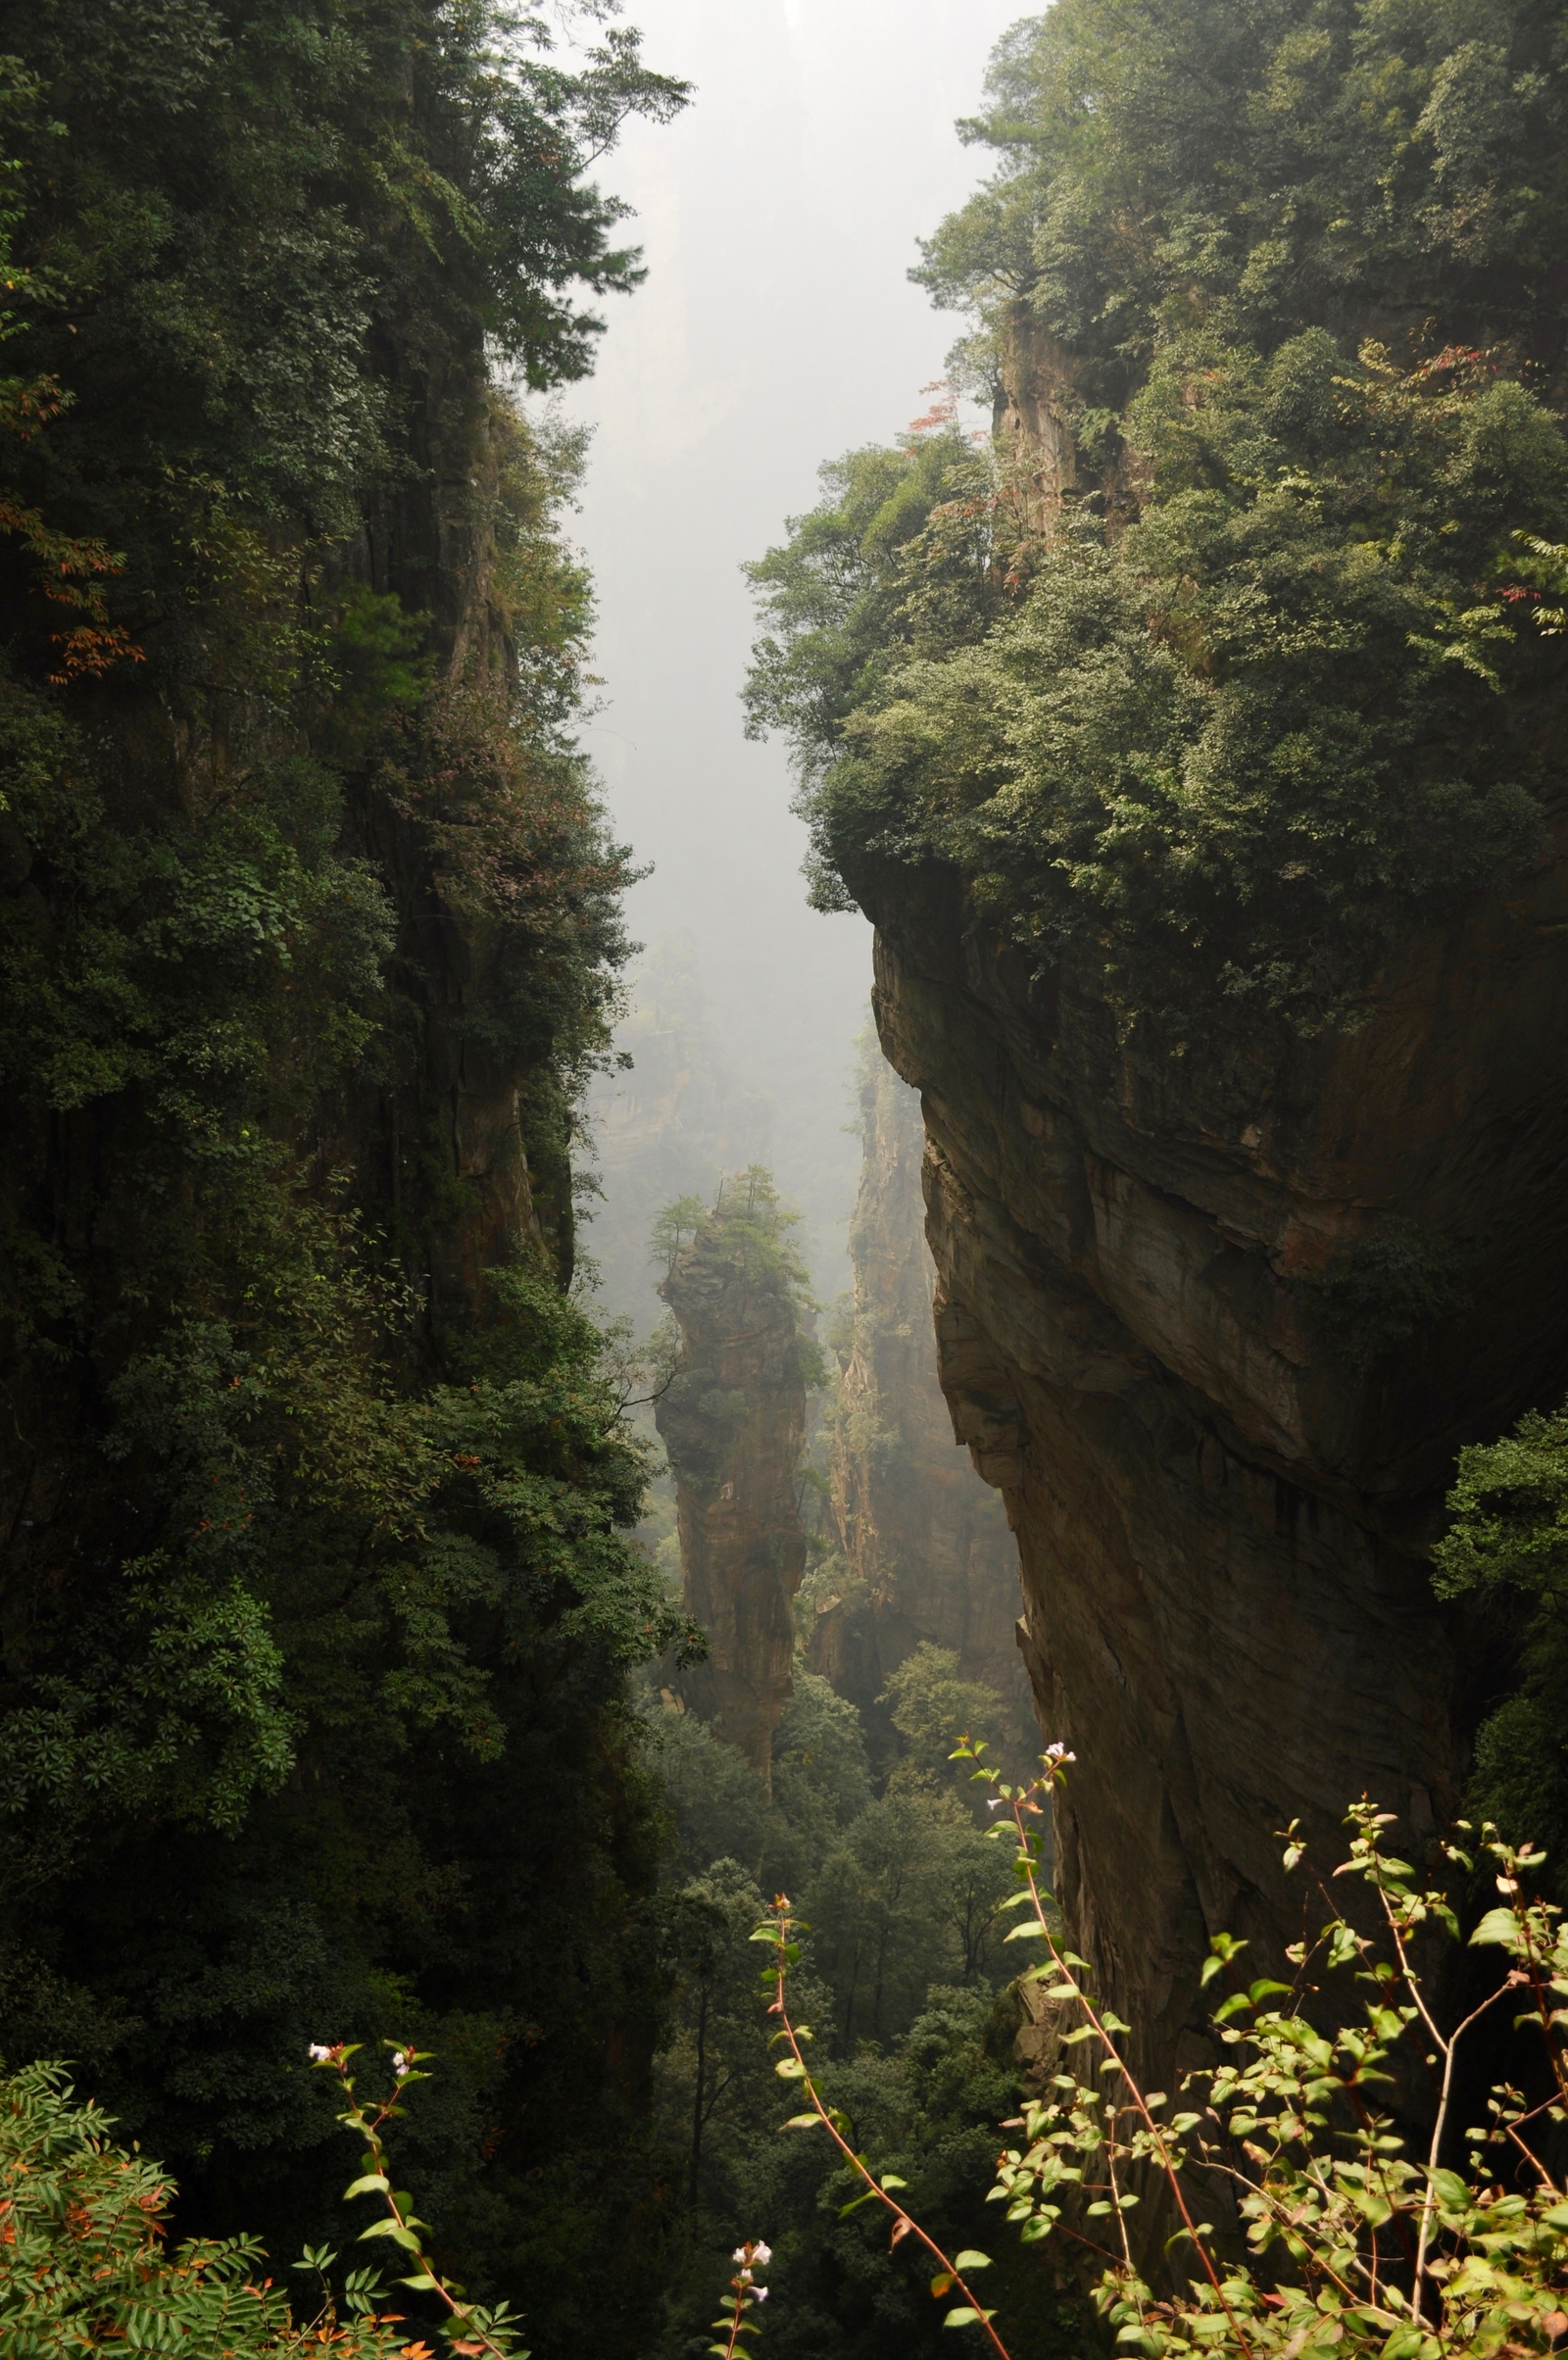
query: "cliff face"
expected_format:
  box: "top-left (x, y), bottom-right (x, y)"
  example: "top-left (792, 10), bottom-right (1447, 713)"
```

top-left (808, 1050), bottom-right (1036, 1759)
top-left (657, 1205), bottom-right (809, 1786)
top-left (867, 846), bottom-right (1568, 2089)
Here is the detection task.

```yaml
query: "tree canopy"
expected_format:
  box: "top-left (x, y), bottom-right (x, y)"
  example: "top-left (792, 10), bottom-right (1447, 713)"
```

top-left (0, 6), bottom-right (692, 2350)
top-left (747, 0), bottom-right (1568, 1037)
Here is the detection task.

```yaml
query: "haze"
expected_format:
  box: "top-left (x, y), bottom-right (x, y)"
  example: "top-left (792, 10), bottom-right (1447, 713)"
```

top-left (563, 0), bottom-right (1022, 1299)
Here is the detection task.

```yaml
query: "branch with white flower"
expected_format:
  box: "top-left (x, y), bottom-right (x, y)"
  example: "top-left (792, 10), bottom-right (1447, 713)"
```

top-left (752, 1900), bottom-right (1012, 2355)
top-left (306, 2040), bottom-right (526, 2359)
top-left (710, 2239), bottom-right (770, 2359)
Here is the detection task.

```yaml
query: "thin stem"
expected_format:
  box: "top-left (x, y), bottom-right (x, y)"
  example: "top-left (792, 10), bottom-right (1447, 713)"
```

top-left (1102, 2106), bottom-right (1142, 2299)
top-left (1412, 1983), bottom-right (1514, 2330)
top-left (329, 2057), bottom-right (511, 2360)
top-left (1007, 1793), bottom-right (1257, 2360)
top-left (1509, 1895), bottom-right (1568, 2109)
top-left (766, 1917), bottom-right (1012, 2360)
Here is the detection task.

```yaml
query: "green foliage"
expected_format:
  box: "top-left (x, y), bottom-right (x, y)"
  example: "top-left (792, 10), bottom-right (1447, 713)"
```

top-left (965, 1754), bottom-right (1568, 2360)
top-left (0, 2058), bottom-right (406, 2356)
top-left (0, 5), bottom-right (692, 2352)
top-left (880, 1645), bottom-right (1004, 1799)
top-left (1297, 1222), bottom-right (1473, 1367)
top-left (748, 0), bottom-right (1568, 1036)
top-left (653, 1195), bottom-right (711, 1278)
top-left (650, 1702), bottom-right (790, 1888)
top-left (770, 1667), bottom-right (875, 1850)
top-left (800, 1791), bottom-right (1015, 2044)
top-left (653, 1166), bottom-right (828, 1500)
top-left (916, 0), bottom-right (1568, 374)
top-left (1434, 1399), bottom-right (1568, 1869)
top-left (749, 1741), bottom-right (1568, 2360)
top-left (646, 1656), bottom-right (1071, 2360)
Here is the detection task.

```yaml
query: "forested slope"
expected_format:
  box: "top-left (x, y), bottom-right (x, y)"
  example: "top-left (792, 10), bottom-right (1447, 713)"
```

top-left (0, 4), bottom-right (688, 2345)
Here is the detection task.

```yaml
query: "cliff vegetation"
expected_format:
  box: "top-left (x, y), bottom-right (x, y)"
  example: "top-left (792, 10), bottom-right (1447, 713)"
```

top-left (747, 0), bottom-right (1568, 1039)
top-left (744, 0), bottom-right (1568, 2200)
top-left (0, 2), bottom-right (693, 2349)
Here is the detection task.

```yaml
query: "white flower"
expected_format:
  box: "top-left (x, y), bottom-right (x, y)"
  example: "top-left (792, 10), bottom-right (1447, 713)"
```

top-left (987, 1796), bottom-right (1004, 1811)
top-left (752, 2242), bottom-right (771, 2266)
top-left (755, 2287), bottom-right (768, 2302)
top-left (1044, 1742), bottom-right (1076, 1765)
top-left (307, 2043), bottom-right (332, 2062)
top-left (392, 2051), bottom-right (410, 2077)
top-left (733, 2247), bottom-right (748, 2264)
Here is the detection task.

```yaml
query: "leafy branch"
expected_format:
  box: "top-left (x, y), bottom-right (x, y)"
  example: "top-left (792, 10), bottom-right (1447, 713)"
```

top-left (307, 2042), bottom-right (527, 2359)
top-left (752, 1903), bottom-right (1010, 2352)
top-left (710, 2237), bottom-right (771, 2359)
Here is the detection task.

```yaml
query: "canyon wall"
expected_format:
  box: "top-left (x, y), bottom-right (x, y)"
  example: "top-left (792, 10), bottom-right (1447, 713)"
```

top-left (808, 1049), bottom-right (1037, 1763)
top-left (656, 1199), bottom-right (810, 1786)
top-left (868, 859), bottom-right (1568, 2093)
top-left (858, 333), bottom-right (1568, 2102)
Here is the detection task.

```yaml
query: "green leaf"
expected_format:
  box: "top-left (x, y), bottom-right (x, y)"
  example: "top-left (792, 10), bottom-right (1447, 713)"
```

top-left (1470, 1906), bottom-right (1524, 1948)
top-left (781, 2112), bottom-right (821, 2130)
top-left (343, 2173), bottom-right (390, 2199)
top-left (954, 2249), bottom-right (992, 2271)
top-left (1004, 1921), bottom-right (1048, 1940)
top-left (944, 2307), bottom-right (996, 2329)
top-left (359, 2219), bottom-right (419, 2250)
top-left (398, 2274), bottom-right (440, 2292)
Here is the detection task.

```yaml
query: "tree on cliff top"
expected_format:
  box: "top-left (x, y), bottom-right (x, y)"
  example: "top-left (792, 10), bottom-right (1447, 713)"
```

top-left (746, 0), bottom-right (1568, 1039)
top-left (655, 1168), bottom-right (823, 1332)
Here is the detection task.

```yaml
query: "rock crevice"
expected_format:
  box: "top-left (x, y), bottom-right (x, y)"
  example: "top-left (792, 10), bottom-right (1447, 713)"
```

top-left (808, 1050), bottom-right (1035, 1758)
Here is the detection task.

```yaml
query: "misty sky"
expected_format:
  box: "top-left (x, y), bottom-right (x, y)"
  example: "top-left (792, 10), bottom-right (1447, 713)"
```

top-left (559, 0), bottom-right (1022, 1294)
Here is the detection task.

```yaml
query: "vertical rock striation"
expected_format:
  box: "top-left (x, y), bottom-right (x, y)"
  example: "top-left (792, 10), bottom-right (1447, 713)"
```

top-left (808, 1046), bottom-right (1036, 1758)
top-left (656, 1194), bottom-right (810, 1786)
top-left (866, 835), bottom-right (1568, 2098)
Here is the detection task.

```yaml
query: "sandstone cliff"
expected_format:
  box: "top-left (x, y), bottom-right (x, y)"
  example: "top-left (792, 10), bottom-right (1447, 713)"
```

top-left (656, 1185), bottom-right (811, 1786)
top-left (808, 1044), bottom-right (1036, 1764)
top-left (868, 850), bottom-right (1568, 2095)
top-left (854, 325), bottom-right (1568, 2106)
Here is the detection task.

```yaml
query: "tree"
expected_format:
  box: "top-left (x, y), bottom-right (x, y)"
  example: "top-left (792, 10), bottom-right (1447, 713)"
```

top-left (660, 1860), bottom-right (776, 2213)
top-left (651, 1194), bottom-right (710, 1277)
top-left (746, 0), bottom-right (1568, 1038)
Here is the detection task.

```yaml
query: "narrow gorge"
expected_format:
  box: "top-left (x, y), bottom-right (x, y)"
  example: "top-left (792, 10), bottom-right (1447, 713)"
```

top-left (7, 1), bottom-right (1568, 2354)
top-left (808, 1046), bottom-right (1035, 1766)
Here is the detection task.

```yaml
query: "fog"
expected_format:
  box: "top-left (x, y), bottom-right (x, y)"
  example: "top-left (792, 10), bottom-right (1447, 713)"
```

top-left (560, 0), bottom-right (1021, 1303)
